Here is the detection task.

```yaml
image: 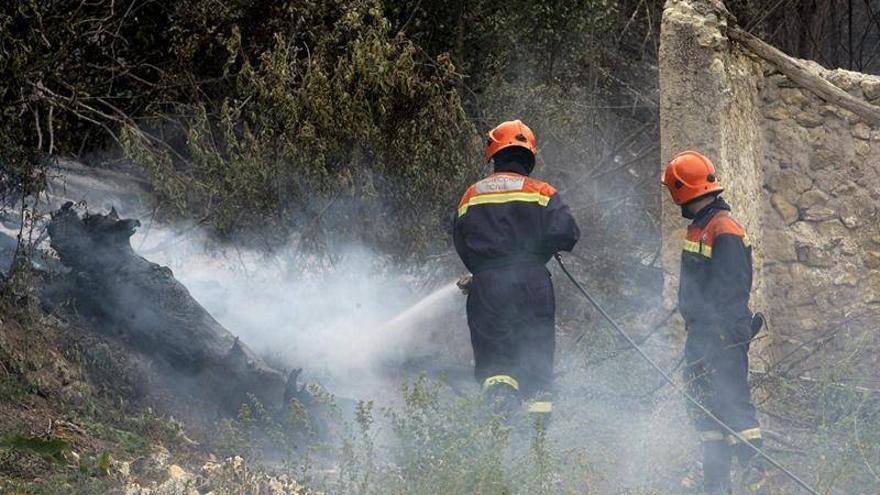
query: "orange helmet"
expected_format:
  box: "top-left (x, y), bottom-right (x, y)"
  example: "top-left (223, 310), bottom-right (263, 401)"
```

top-left (484, 120), bottom-right (537, 162)
top-left (662, 151), bottom-right (724, 205)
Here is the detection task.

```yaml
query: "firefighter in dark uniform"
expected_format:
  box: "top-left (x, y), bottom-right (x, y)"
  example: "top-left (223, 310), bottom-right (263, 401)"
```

top-left (453, 120), bottom-right (580, 417)
top-left (662, 151), bottom-right (769, 495)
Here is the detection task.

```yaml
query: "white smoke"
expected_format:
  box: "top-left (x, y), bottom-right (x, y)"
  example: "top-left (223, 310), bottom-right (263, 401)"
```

top-left (132, 226), bottom-right (469, 400)
top-left (30, 160), bottom-right (471, 402)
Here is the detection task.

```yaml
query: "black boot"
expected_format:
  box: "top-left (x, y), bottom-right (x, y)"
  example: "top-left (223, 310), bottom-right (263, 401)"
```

top-left (702, 439), bottom-right (732, 494)
top-left (483, 381), bottom-right (520, 419)
top-left (734, 439), bottom-right (770, 495)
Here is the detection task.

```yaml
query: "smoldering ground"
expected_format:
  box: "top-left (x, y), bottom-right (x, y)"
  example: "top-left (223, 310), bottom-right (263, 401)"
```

top-left (136, 229), bottom-right (472, 401)
top-left (23, 160), bottom-right (472, 402)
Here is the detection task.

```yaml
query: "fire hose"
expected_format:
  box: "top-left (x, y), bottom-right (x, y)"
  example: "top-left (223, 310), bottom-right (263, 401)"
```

top-left (553, 253), bottom-right (822, 495)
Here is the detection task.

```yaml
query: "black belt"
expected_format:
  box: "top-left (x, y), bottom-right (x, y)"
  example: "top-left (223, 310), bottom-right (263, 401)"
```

top-left (471, 254), bottom-right (548, 274)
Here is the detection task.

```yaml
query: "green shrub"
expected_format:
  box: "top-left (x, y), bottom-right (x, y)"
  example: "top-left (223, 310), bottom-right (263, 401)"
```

top-left (312, 376), bottom-right (605, 495)
top-left (0, 435), bottom-right (70, 463)
top-left (1, 0), bottom-right (481, 257)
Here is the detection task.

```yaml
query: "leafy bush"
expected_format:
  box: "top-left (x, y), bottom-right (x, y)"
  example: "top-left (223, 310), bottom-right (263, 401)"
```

top-left (1, 0), bottom-right (481, 256)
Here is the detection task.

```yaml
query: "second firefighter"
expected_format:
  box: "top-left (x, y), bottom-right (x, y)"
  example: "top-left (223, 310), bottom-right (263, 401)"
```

top-left (662, 151), bottom-right (769, 495)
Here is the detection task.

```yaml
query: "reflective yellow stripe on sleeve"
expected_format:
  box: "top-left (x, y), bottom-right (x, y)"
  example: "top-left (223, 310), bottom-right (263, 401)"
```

top-left (458, 192), bottom-right (552, 217)
top-left (728, 427), bottom-right (762, 445)
top-left (482, 374), bottom-right (520, 391)
top-left (683, 240), bottom-right (712, 258)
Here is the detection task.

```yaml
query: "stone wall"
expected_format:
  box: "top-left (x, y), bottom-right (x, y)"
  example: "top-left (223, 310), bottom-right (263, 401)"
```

top-left (760, 65), bottom-right (880, 374)
top-left (660, 0), bottom-right (880, 374)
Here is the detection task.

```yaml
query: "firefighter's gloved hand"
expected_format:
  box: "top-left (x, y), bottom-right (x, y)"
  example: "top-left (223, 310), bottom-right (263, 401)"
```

top-left (457, 274), bottom-right (473, 295)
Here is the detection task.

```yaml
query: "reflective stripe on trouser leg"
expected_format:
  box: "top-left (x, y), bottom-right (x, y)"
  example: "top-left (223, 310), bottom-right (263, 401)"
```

top-left (524, 401), bottom-right (552, 414)
top-left (727, 427), bottom-right (762, 445)
top-left (730, 427), bottom-right (766, 475)
top-left (482, 374), bottom-right (519, 392)
top-left (733, 430), bottom-right (769, 495)
top-left (699, 430), bottom-right (725, 442)
top-left (482, 374), bottom-right (520, 416)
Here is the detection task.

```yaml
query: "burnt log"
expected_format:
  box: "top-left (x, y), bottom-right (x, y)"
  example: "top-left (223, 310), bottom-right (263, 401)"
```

top-left (45, 203), bottom-right (301, 414)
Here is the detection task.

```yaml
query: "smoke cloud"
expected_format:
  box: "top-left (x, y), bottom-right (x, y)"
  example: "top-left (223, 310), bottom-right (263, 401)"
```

top-left (133, 226), bottom-right (468, 400)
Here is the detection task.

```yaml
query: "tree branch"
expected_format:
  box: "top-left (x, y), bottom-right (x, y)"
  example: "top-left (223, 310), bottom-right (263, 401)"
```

top-left (728, 26), bottom-right (880, 126)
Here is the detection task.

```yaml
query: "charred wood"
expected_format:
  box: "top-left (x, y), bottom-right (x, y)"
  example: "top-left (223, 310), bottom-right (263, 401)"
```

top-left (45, 203), bottom-right (304, 416)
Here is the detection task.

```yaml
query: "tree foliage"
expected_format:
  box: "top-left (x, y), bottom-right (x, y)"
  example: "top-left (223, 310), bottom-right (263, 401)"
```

top-left (1, 0), bottom-right (481, 255)
top-left (0, 0), bottom-right (662, 257)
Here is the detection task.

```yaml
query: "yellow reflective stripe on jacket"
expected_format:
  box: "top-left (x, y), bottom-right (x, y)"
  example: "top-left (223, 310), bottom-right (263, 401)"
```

top-left (728, 427), bottom-right (762, 445)
top-left (458, 191), bottom-right (552, 217)
top-left (482, 374), bottom-right (519, 391)
top-left (524, 401), bottom-right (552, 414)
top-left (683, 240), bottom-right (712, 258)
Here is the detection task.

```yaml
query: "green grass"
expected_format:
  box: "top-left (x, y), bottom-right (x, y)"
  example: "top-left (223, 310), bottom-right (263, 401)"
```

top-left (303, 376), bottom-right (604, 495)
top-left (0, 435), bottom-right (70, 463)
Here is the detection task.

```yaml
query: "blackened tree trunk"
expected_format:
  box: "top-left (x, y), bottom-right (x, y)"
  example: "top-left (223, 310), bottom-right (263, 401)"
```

top-left (45, 203), bottom-right (306, 416)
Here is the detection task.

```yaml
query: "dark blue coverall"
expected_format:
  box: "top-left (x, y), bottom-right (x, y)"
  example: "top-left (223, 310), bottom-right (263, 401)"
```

top-left (453, 161), bottom-right (579, 412)
top-left (679, 196), bottom-right (764, 493)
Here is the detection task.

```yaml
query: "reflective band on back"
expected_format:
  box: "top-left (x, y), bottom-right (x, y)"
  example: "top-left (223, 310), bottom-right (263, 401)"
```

top-left (482, 374), bottom-right (519, 391)
top-left (699, 431), bottom-right (726, 442)
top-left (458, 192), bottom-right (551, 217)
top-left (728, 427), bottom-right (762, 444)
top-left (683, 240), bottom-right (712, 258)
top-left (525, 401), bottom-right (552, 414)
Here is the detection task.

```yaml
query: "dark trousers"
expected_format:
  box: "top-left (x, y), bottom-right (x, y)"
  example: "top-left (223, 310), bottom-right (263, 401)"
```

top-left (683, 326), bottom-right (759, 434)
top-left (684, 325), bottom-right (761, 491)
top-left (466, 264), bottom-right (555, 400)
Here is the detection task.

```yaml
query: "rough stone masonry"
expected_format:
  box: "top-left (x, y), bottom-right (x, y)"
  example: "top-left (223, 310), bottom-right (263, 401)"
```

top-left (659, 0), bottom-right (880, 377)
